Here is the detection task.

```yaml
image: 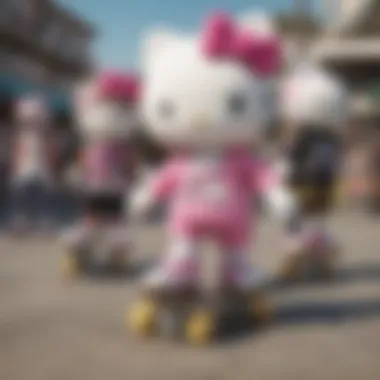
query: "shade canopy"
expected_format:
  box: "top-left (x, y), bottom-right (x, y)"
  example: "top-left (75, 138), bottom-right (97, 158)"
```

top-left (0, 76), bottom-right (72, 113)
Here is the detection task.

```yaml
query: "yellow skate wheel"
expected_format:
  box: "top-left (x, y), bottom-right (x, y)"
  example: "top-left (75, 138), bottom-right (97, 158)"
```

top-left (128, 299), bottom-right (157, 337)
top-left (185, 309), bottom-right (215, 346)
top-left (251, 294), bottom-right (274, 323)
top-left (60, 255), bottom-right (80, 280)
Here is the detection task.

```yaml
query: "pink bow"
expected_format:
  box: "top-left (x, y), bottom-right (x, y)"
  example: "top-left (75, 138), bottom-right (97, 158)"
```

top-left (98, 71), bottom-right (141, 103)
top-left (201, 12), bottom-right (282, 77)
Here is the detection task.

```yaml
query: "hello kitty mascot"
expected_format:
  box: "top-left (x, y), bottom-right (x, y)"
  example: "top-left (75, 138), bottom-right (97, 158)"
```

top-left (62, 72), bottom-right (140, 276)
top-left (11, 95), bottom-right (57, 233)
top-left (129, 12), bottom-right (297, 343)
top-left (278, 62), bottom-right (348, 281)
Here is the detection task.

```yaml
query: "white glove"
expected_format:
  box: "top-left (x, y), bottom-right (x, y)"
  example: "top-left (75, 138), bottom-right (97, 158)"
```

top-left (129, 183), bottom-right (155, 220)
top-left (266, 185), bottom-right (298, 221)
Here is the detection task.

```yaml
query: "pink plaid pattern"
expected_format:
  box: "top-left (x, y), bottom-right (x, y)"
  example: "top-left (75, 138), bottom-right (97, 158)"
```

top-left (83, 141), bottom-right (133, 192)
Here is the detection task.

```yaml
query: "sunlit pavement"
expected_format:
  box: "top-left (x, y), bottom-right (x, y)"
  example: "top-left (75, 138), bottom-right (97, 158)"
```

top-left (0, 209), bottom-right (379, 380)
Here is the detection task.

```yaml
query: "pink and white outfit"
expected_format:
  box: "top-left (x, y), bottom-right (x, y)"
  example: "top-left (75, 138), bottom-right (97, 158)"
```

top-left (64, 71), bottom-right (140, 256)
top-left (81, 139), bottom-right (135, 195)
top-left (144, 150), bottom-right (280, 289)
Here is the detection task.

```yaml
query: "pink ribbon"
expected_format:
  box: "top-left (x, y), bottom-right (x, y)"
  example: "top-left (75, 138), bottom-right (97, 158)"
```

top-left (74, 72), bottom-right (140, 112)
top-left (98, 71), bottom-right (140, 103)
top-left (201, 12), bottom-right (282, 77)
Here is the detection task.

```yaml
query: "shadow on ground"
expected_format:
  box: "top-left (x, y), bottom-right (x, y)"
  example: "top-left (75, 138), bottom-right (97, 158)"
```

top-left (267, 261), bottom-right (380, 292)
top-left (218, 297), bottom-right (380, 345)
top-left (218, 261), bottom-right (380, 344)
top-left (276, 298), bottom-right (380, 326)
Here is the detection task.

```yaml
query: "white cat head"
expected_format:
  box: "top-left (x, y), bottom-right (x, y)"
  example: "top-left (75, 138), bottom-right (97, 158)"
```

top-left (142, 12), bottom-right (282, 149)
top-left (280, 63), bottom-right (347, 128)
top-left (74, 72), bottom-right (140, 140)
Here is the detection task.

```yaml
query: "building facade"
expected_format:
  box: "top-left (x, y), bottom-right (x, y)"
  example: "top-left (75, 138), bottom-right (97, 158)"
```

top-left (310, 0), bottom-right (380, 122)
top-left (0, 0), bottom-right (96, 111)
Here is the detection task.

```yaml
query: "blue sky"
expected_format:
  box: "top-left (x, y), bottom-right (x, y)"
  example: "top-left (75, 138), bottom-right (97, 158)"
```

top-left (59, 0), bottom-right (320, 70)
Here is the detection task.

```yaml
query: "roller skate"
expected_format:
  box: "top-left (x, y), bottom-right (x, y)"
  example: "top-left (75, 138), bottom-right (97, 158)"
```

top-left (128, 259), bottom-right (215, 345)
top-left (61, 223), bottom-right (131, 278)
top-left (185, 266), bottom-right (274, 344)
top-left (278, 232), bottom-right (338, 282)
top-left (60, 224), bottom-right (93, 280)
top-left (217, 263), bottom-right (274, 334)
top-left (128, 260), bottom-right (273, 345)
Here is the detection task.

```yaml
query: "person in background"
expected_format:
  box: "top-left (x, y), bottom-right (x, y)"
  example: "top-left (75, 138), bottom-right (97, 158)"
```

top-left (10, 95), bottom-right (59, 234)
top-left (277, 63), bottom-right (348, 281)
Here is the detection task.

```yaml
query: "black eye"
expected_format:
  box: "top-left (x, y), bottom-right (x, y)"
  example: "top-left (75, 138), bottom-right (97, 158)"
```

top-left (157, 100), bottom-right (175, 119)
top-left (227, 92), bottom-right (247, 115)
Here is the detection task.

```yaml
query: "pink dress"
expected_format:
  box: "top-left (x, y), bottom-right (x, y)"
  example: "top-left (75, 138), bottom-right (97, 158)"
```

top-left (151, 150), bottom-right (276, 248)
top-left (82, 140), bottom-right (135, 195)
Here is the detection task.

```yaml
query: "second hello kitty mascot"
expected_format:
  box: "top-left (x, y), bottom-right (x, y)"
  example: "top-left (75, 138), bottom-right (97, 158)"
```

top-left (62, 72), bottom-right (140, 275)
top-left (129, 12), bottom-right (297, 343)
top-left (278, 63), bottom-right (347, 280)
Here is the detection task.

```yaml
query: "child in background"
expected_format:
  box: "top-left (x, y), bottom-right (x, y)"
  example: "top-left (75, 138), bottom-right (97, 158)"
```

top-left (61, 71), bottom-right (141, 276)
top-left (278, 63), bottom-right (348, 280)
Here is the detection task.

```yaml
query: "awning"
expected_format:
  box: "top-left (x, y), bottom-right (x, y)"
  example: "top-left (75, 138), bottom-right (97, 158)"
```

top-left (310, 38), bottom-right (380, 62)
top-left (0, 76), bottom-right (71, 112)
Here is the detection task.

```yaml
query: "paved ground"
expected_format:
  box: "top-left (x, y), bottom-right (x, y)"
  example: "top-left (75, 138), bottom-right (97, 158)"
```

top-left (0, 209), bottom-right (379, 380)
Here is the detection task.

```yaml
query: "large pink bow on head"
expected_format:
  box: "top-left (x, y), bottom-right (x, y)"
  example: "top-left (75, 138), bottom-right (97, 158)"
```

top-left (201, 12), bottom-right (282, 77)
top-left (98, 71), bottom-right (141, 103)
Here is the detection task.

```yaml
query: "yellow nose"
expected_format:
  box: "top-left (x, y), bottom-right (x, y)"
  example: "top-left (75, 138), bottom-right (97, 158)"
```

top-left (191, 112), bottom-right (210, 130)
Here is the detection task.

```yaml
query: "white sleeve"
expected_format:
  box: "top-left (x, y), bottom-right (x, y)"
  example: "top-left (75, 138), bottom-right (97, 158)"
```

top-left (128, 166), bottom-right (156, 218)
top-left (266, 185), bottom-right (298, 221)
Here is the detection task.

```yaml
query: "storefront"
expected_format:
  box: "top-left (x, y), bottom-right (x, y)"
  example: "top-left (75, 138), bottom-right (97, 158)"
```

top-left (0, 74), bottom-right (72, 116)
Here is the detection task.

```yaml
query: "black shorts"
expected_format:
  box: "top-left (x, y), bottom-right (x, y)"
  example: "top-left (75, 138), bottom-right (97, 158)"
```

top-left (83, 194), bottom-right (124, 219)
